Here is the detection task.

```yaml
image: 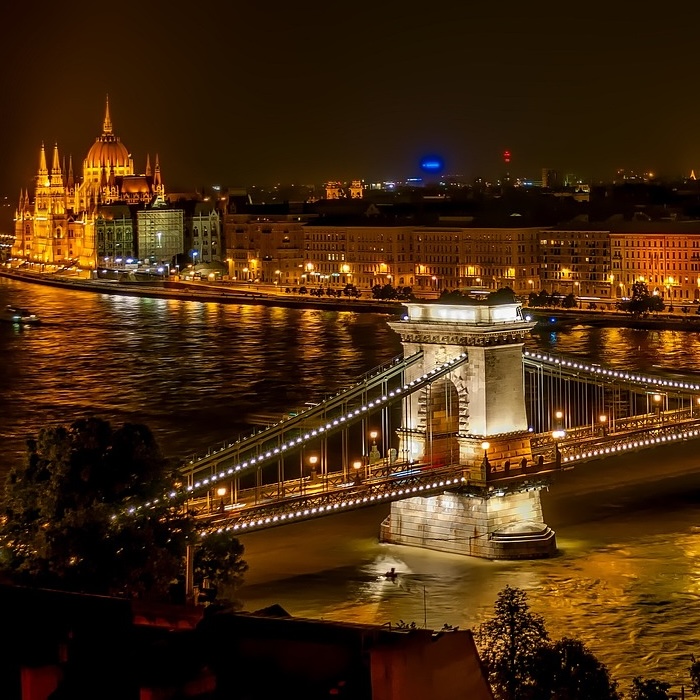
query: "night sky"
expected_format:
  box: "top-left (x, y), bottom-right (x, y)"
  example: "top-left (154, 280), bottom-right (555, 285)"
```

top-left (2, 1), bottom-right (700, 196)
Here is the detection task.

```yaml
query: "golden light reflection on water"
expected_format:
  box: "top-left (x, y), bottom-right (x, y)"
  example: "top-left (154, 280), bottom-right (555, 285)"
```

top-left (7, 280), bottom-right (700, 690)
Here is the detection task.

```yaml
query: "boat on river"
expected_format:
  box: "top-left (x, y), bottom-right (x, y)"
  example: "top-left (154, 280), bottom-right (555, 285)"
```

top-left (1, 305), bottom-right (40, 325)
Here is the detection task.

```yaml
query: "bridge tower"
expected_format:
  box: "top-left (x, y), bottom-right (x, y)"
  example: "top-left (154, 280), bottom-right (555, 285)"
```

top-left (381, 299), bottom-right (557, 559)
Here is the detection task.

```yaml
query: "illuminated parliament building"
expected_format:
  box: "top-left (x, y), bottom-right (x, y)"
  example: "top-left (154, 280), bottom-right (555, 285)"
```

top-left (13, 98), bottom-right (166, 268)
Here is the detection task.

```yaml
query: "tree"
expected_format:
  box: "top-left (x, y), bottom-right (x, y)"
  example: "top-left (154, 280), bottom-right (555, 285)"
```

top-left (619, 281), bottom-right (665, 316)
top-left (0, 417), bottom-right (246, 602)
top-left (533, 290), bottom-right (551, 307)
top-left (488, 287), bottom-right (517, 304)
top-left (530, 637), bottom-right (620, 700)
top-left (690, 655), bottom-right (700, 696)
top-left (476, 586), bottom-right (549, 700)
top-left (372, 283), bottom-right (398, 300)
top-left (561, 293), bottom-right (577, 309)
top-left (629, 677), bottom-right (671, 700)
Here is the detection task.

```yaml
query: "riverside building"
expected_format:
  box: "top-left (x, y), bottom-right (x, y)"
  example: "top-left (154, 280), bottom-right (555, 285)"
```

top-left (13, 98), bottom-right (165, 269)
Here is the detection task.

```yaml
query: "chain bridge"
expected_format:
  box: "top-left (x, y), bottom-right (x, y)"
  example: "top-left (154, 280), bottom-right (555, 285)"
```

top-left (126, 299), bottom-right (700, 559)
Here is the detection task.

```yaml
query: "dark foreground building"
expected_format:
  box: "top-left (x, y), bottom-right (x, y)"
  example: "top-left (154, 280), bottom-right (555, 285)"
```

top-left (0, 585), bottom-right (493, 700)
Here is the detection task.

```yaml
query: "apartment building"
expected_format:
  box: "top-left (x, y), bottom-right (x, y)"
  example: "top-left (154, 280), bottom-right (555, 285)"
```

top-left (610, 220), bottom-right (700, 301)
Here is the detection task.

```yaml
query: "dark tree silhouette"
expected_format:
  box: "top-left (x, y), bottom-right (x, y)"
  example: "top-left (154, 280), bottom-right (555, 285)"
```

top-left (0, 417), bottom-right (246, 602)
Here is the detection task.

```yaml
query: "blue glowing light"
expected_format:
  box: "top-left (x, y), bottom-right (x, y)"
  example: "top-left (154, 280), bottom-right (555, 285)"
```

top-left (420, 155), bottom-right (445, 174)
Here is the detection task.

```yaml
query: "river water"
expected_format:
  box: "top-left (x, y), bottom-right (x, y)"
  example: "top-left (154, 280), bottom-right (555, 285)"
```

top-left (3, 277), bottom-right (700, 691)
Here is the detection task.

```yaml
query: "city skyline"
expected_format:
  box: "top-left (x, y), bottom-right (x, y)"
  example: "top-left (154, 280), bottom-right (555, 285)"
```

top-left (3, 2), bottom-right (700, 197)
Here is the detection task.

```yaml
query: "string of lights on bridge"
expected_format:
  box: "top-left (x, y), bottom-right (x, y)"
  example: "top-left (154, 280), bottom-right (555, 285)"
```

top-left (199, 476), bottom-right (469, 538)
top-left (562, 428), bottom-right (700, 465)
top-left (522, 350), bottom-right (700, 392)
top-left (118, 352), bottom-right (469, 520)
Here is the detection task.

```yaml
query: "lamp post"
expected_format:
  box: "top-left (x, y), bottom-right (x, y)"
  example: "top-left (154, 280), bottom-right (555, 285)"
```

top-left (215, 486), bottom-right (227, 513)
top-left (552, 430), bottom-right (565, 468)
top-left (352, 460), bottom-right (363, 485)
top-left (653, 393), bottom-right (662, 423)
top-left (599, 414), bottom-right (608, 436)
top-left (481, 440), bottom-right (490, 479)
top-left (309, 454), bottom-right (319, 484)
top-left (369, 429), bottom-right (380, 460)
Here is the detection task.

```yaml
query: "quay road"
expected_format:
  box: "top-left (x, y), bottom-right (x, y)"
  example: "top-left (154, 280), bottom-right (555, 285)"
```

top-left (0, 267), bottom-right (406, 315)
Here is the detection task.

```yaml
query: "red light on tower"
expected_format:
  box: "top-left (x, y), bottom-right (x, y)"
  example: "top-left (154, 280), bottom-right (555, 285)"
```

top-left (503, 150), bottom-right (511, 164)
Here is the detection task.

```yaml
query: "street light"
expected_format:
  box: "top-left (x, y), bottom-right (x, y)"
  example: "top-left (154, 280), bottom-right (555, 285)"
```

top-left (481, 440), bottom-right (490, 475)
top-left (215, 486), bottom-right (227, 512)
top-left (552, 430), bottom-right (565, 468)
top-left (309, 454), bottom-right (319, 482)
top-left (352, 460), bottom-right (363, 485)
top-left (369, 429), bottom-right (380, 466)
top-left (653, 393), bottom-right (662, 422)
top-left (554, 410), bottom-right (564, 430)
top-left (599, 414), bottom-right (608, 436)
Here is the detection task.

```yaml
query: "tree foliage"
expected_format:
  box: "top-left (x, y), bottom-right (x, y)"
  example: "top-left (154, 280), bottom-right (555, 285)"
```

top-left (476, 585), bottom-right (550, 700)
top-left (477, 587), bottom-right (620, 700)
top-left (561, 293), bottom-right (578, 309)
top-left (629, 676), bottom-right (671, 700)
top-left (0, 417), bottom-right (246, 602)
top-left (371, 283), bottom-right (413, 300)
top-left (690, 655), bottom-right (700, 696)
top-left (530, 637), bottom-right (620, 700)
top-left (618, 281), bottom-right (665, 316)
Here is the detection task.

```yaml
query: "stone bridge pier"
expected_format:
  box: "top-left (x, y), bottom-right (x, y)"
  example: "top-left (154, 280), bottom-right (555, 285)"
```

top-left (381, 299), bottom-right (557, 559)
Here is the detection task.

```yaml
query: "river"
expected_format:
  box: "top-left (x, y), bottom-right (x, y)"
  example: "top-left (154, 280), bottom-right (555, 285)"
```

top-left (2, 277), bottom-right (700, 691)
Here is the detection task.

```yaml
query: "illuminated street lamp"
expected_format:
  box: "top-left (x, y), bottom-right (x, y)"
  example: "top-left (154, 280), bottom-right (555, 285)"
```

top-left (481, 440), bottom-right (490, 476)
top-left (309, 454), bottom-right (319, 482)
top-left (369, 430), bottom-right (380, 464)
top-left (215, 486), bottom-right (227, 512)
top-left (554, 410), bottom-right (564, 430)
top-left (352, 460), bottom-right (363, 485)
top-left (552, 430), bottom-right (565, 468)
top-left (599, 414), bottom-right (608, 436)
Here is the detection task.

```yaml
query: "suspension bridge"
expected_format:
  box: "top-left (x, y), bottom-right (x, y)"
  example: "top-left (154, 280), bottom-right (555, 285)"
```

top-left (125, 299), bottom-right (700, 559)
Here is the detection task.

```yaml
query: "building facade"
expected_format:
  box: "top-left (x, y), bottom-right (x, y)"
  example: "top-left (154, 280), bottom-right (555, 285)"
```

top-left (137, 204), bottom-right (184, 264)
top-left (13, 98), bottom-right (164, 269)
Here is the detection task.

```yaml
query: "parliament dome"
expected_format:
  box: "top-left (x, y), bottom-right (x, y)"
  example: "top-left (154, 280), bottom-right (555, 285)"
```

top-left (83, 97), bottom-right (133, 180)
top-left (85, 135), bottom-right (130, 170)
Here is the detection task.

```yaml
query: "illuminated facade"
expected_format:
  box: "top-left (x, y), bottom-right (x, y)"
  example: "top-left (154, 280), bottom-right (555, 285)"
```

top-left (610, 222), bottom-right (700, 301)
top-left (13, 98), bottom-right (164, 268)
top-left (540, 228), bottom-right (611, 297)
top-left (547, 221), bottom-right (700, 302)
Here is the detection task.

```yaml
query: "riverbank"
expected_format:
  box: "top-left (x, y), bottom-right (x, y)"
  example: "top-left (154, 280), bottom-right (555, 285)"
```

top-left (527, 305), bottom-right (700, 332)
top-left (0, 268), bottom-right (407, 315)
top-left (6, 267), bottom-right (700, 330)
